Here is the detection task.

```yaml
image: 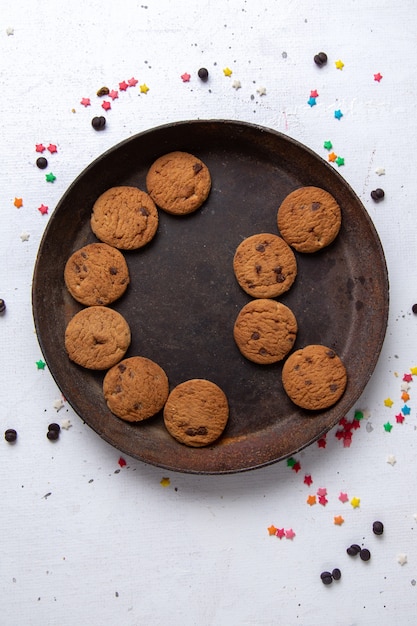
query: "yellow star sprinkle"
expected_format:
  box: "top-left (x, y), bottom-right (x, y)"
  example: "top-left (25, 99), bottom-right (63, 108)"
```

top-left (160, 477), bottom-right (170, 487)
top-left (223, 67), bottom-right (233, 77)
top-left (334, 515), bottom-right (345, 526)
top-left (384, 397), bottom-right (394, 408)
top-left (267, 525), bottom-right (277, 536)
top-left (410, 366), bottom-right (417, 376)
top-left (335, 59), bottom-right (345, 70)
top-left (350, 496), bottom-right (361, 509)
top-left (140, 83), bottom-right (149, 94)
top-left (14, 197), bottom-right (23, 208)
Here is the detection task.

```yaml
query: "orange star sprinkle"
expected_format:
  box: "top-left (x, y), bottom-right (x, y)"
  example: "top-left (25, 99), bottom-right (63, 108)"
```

top-left (307, 494), bottom-right (317, 506)
top-left (334, 515), bottom-right (345, 526)
top-left (14, 197), bottom-right (23, 208)
top-left (328, 152), bottom-right (337, 162)
top-left (401, 392), bottom-right (410, 402)
top-left (268, 525), bottom-right (278, 536)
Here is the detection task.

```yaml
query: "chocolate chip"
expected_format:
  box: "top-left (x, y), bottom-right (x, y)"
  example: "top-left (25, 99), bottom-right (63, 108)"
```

top-left (360, 548), bottom-right (371, 561)
top-left (96, 86), bottom-right (110, 97)
top-left (48, 423), bottom-right (61, 433)
top-left (320, 571), bottom-right (333, 585)
top-left (193, 163), bottom-right (203, 174)
top-left (36, 157), bottom-right (48, 170)
top-left (371, 188), bottom-right (385, 201)
top-left (185, 426), bottom-right (208, 436)
top-left (412, 304), bottom-right (417, 314)
top-left (198, 68), bottom-right (209, 81)
top-left (332, 568), bottom-right (341, 580)
top-left (47, 429), bottom-right (59, 441)
top-left (91, 116), bottom-right (106, 130)
top-left (311, 202), bottom-right (321, 211)
top-left (255, 264), bottom-right (262, 274)
top-left (0, 298), bottom-right (6, 314)
top-left (251, 332), bottom-right (260, 340)
top-left (4, 429), bottom-right (17, 443)
top-left (109, 267), bottom-right (118, 275)
top-left (314, 52), bottom-right (328, 67)
top-left (347, 544), bottom-right (361, 556)
top-left (255, 244), bottom-right (266, 252)
top-left (118, 364), bottom-right (126, 373)
top-left (372, 521), bottom-right (384, 535)
top-left (139, 207), bottom-right (149, 216)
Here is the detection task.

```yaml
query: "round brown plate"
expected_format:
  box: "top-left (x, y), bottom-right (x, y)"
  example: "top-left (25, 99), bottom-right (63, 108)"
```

top-left (32, 120), bottom-right (389, 474)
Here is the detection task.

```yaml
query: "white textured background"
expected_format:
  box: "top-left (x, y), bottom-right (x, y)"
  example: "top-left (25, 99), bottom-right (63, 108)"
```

top-left (1, 1), bottom-right (417, 624)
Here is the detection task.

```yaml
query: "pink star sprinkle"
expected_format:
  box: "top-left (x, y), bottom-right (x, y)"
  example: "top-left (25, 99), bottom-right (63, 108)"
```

top-left (37, 204), bottom-right (48, 215)
top-left (119, 81), bottom-right (128, 91)
top-left (304, 474), bottom-right (313, 486)
top-left (109, 90), bottom-right (119, 100)
top-left (127, 77), bottom-right (138, 87)
top-left (181, 72), bottom-right (191, 82)
top-left (80, 97), bottom-right (91, 107)
top-left (275, 528), bottom-right (285, 539)
top-left (339, 492), bottom-right (349, 503)
top-left (285, 528), bottom-right (296, 540)
top-left (403, 373), bottom-right (413, 382)
top-left (396, 413), bottom-right (405, 423)
top-left (317, 487), bottom-right (327, 497)
top-left (47, 144), bottom-right (57, 154)
top-left (35, 144), bottom-right (45, 153)
top-left (374, 73), bottom-right (383, 82)
top-left (310, 89), bottom-right (319, 98)
top-left (101, 101), bottom-right (111, 111)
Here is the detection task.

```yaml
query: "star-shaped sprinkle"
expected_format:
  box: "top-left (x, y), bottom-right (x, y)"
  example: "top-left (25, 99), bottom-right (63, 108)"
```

top-left (339, 492), bottom-right (349, 503)
top-left (118, 457), bottom-right (127, 468)
top-left (140, 83), bottom-right (149, 94)
top-left (350, 496), bottom-right (361, 508)
top-left (257, 86), bottom-right (267, 96)
top-left (310, 89), bottom-right (319, 98)
top-left (47, 144), bottom-right (57, 154)
top-left (335, 59), bottom-right (345, 70)
top-left (323, 140), bottom-right (333, 150)
top-left (38, 204), bottom-right (48, 215)
top-left (387, 454), bottom-right (397, 465)
top-left (45, 172), bottom-right (56, 183)
top-left (232, 80), bottom-right (241, 90)
top-left (401, 391), bottom-right (410, 402)
top-left (119, 80), bottom-right (128, 91)
top-left (375, 167), bottom-right (385, 175)
top-left (402, 405), bottom-right (411, 416)
top-left (6, 27), bottom-right (14, 36)
top-left (127, 77), bottom-right (138, 87)
top-left (401, 382), bottom-right (410, 392)
top-left (275, 528), bottom-right (285, 539)
top-left (318, 495), bottom-right (328, 506)
top-left (268, 525), bottom-right (278, 536)
top-left (160, 476), bottom-right (170, 487)
top-left (397, 553), bottom-right (408, 566)
top-left (304, 474), bottom-right (313, 486)
top-left (336, 156), bottom-right (345, 167)
top-left (285, 528), bottom-right (296, 540)
top-left (384, 397), bottom-right (394, 408)
top-left (53, 398), bottom-right (64, 411)
top-left (20, 232), bottom-right (30, 242)
top-left (286, 457), bottom-right (296, 468)
top-left (374, 72), bottom-right (383, 82)
top-left (307, 495), bottom-right (317, 506)
top-left (317, 437), bottom-right (327, 448)
top-left (36, 143), bottom-right (46, 153)
top-left (61, 419), bottom-right (72, 430)
top-left (354, 410), bottom-right (364, 421)
top-left (334, 109), bottom-right (343, 120)
top-left (307, 96), bottom-right (316, 107)
top-left (317, 487), bottom-right (327, 497)
top-left (223, 67), bottom-right (232, 77)
top-left (101, 100), bottom-right (111, 111)
top-left (36, 359), bottom-right (46, 370)
top-left (328, 152), bottom-right (337, 162)
top-left (395, 413), bottom-right (405, 424)
top-left (14, 197), bottom-right (23, 208)
top-left (334, 515), bottom-right (344, 526)
top-left (384, 421), bottom-right (393, 432)
top-left (80, 97), bottom-right (91, 107)
top-left (292, 461), bottom-right (301, 473)
top-left (411, 366), bottom-right (417, 376)
top-left (181, 72), bottom-right (191, 82)
top-left (403, 373), bottom-right (413, 382)
top-left (109, 90), bottom-right (119, 100)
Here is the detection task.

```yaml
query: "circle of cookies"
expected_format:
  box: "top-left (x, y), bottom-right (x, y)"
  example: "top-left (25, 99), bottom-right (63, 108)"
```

top-left (233, 233), bottom-right (297, 298)
top-left (64, 242), bottom-right (130, 306)
top-left (146, 151), bottom-right (211, 215)
top-left (65, 306), bottom-right (131, 370)
top-left (103, 356), bottom-right (169, 422)
top-left (277, 186), bottom-right (341, 253)
top-left (163, 379), bottom-right (229, 447)
top-left (233, 299), bottom-right (298, 364)
top-left (281, 344), bottom-right (347, 410)
top-left (90, 186), bottom-right (159, 250)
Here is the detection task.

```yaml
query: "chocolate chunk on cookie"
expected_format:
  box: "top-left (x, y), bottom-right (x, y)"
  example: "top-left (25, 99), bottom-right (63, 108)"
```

top-left (277, 186), bottom-right (341, 253)
top-left (163, 379), bottom-right (229, 447)
top-left (91, 186), bottom-right (159, 250)
top-left (282, 344), bottom-right (347, 410)
top-left (103, 356), bottom-right (169, 422)
top-left (65, 306), bottom-right (131, 370)
top-left (233, 233), bottom-right (297, 298)
top-left (146, 151), bottom-right (211, 215)
top-left (64, 243), bottom-right (130, 306)
top-left (233, 299), bottom-right (298, 364)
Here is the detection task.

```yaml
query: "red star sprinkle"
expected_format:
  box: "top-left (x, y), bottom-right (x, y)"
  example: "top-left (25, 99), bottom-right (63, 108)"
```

top-left (119, 81), bottom-right (128, 91)
top-left (80, 97), bottom-right (91, 107)
top-left (109, 90), bottom-right (119, 100)
top-left (38, 204), bottom-right (48, 215)
top-left (317, 436), bottom-right (327, 448)
top-left (403, 373), bottom-right (413, 382)
top-left (374, 72), bottom-right (383, 82)
top-left (318, 495), bottom-right (328, 506)
top-left (127, 77), bottom-right (138, 87)
top-left (310, 89), bottom-right (319, 98)
top-left (181, 72), bottom-right (191, 82)
top-left (304, 474), bottom-right (313, 486)
top-left (292, 461), bottom-right (301, 473)
top-left (102, 100), bottom-right (111, 111)
top-left (285, 528), bottom-right (296, 539)
top-left (275, 528), bottom-right (285, 539)
top-left (47, 144), bottom-right (57, 154)
top-left (118, 457), bottom-right (127, 467)
top-left (395, 413), bottom-right (405, 423)
top-left (35, 143), bottom-right (46, 153)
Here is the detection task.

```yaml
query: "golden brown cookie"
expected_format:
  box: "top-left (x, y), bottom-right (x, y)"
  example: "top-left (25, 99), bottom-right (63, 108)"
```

top-left (146, 151), bottom-right (211, 215)
top-left (90, 186), bottom-right (159, 250)
top-left (64, 306), bottom-right (131, 370)
top-left (281, 344), bottom-right (347, 410)
top-left (64, 243), bottom-right (130, 306)
top-left (233, 233), bottom-right (297, 298)
top-left (277, 186), bottom-right (342, 253)
top-left (103, 356), bottom-right (169, 422)
top-left (233, 299), bottom-right (298, 364)
top-left (163, 379), bottom-right (229, 447)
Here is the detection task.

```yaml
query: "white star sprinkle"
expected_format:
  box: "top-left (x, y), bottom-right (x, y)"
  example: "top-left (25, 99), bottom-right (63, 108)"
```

top-left (6, 27), bottom-right (14, 36)
top-left (397, 553), bottom-right (408, 566)
top-left (413, 513), bottom-right (417, 523)
top-left (365, 422), bottom-right (373, 432)
top-left (61, 419), bottom-right (72, 430)
top-left (53, 398), bottom-right (64, 411)
top-left (375, 167), bottom-right (385, 176)
top-left (387, 454), bottom-right (396, 466)
top-left (20, 231), bottom-right (30, 242)
top-left (401, 382), bottom-right (410, 392)
top-left (256, 86), bottom-right (267, 96)
top-left (232, 80), bottom-right (241, 90)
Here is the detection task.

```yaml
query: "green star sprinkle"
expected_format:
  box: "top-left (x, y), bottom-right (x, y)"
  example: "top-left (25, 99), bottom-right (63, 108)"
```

top-left (354, 410), bottom-right (364, 421)
top-left (383, 421), bottom-right (393, 432)
top-left (45, 172), bottom-right (56, 183)
top-left (286, 457), bottom-right (296, 468)
top-left (336, 156), bottom-right (345, 167)
top-left (323, 140), bottom-right (333, 150)
top-left (36, 359), bottom-right (46, 370)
